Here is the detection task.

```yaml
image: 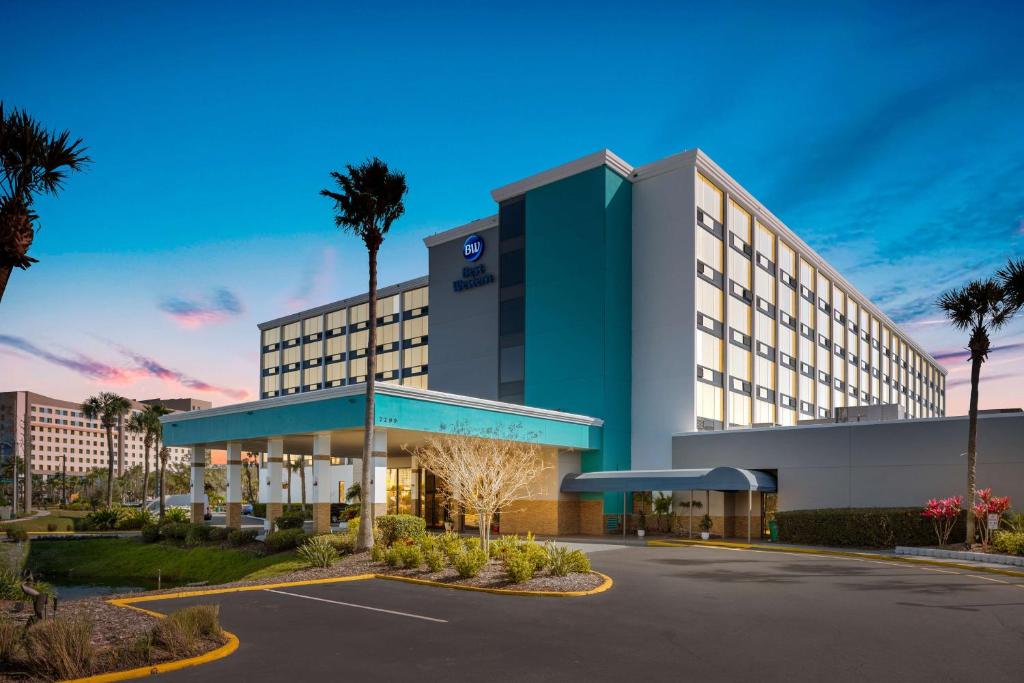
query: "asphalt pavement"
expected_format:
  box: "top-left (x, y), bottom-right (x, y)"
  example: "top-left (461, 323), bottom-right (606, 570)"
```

top-left (148, 543), bottom-right (1024, 682)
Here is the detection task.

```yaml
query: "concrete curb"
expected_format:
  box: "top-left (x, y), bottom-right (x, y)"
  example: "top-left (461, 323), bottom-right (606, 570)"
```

top-left (648, 538), bottom-right (1024, 579)
top-left (895, 546), bottom-right (1024, 567)
top-left (375, 571), bottom-right (613, 597)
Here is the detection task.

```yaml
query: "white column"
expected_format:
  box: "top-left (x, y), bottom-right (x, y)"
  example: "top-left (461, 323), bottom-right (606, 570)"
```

top-left (267, 438), bottom-right (283, 504)
top-left (226, 442), bottom-right (242, 504)
top-left (312, 432), bottom-right (332, 505)
top-left (190, 446), bottom-right (205, 505)
top-left (371, 430), bottom-right (387, 514)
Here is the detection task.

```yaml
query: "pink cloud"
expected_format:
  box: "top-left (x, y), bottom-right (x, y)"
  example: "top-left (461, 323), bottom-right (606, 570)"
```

top-left (158, 287), bottom-right (244, 328)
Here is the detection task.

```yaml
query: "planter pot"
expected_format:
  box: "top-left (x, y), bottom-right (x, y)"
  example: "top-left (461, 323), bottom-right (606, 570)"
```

top-left (700, 531), bottom-right (710, 540)
top-left (637, 529), bottom-right (646, 537)
top-left (443, 522), bottom-right (453, 532)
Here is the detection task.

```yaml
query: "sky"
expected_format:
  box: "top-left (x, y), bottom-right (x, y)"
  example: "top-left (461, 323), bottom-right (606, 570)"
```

top-left (2, 0), bottom-right (1023, 415)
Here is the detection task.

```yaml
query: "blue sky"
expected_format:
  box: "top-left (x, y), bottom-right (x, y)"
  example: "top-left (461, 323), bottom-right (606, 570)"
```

top-left (2, 0), bottom-right (1023, 412)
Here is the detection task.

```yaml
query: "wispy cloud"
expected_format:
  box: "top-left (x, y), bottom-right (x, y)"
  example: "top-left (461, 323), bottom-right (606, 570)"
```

top-left (0, 335), bottom-right (139, 384)
top-left (947, 372), bottom-right (1017, 389)
top-left (158, 287), bottom-right (244, 328)
top-left (286, 247), bottom-right (336, 310)
top-left (932, 341), bottom-right (1024, 363)
top-left (0, 334), bottom-right (248, 400)
top-left (115, 347), bottom-right (248, 400)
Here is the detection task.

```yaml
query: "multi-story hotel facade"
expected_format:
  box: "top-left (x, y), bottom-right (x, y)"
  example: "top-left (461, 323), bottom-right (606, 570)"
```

top-left (162, 148), bottom-right (1014, 538)
top-left (0, 390), bottom-right (207, 480)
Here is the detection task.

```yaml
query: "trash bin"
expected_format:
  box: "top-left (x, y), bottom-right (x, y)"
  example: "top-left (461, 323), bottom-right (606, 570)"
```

top-left (768, 519), bottom-right (779, 542)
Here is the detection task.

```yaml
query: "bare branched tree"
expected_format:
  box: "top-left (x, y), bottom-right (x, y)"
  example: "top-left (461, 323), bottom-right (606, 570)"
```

top-left (410, 424), bottom-right (549, 552)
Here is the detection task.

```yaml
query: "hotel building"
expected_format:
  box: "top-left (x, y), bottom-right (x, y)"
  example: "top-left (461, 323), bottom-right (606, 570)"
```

top-left (0, 390), bottom-right (208, 478)
top-left (164, 148), bottom-right (1021, 537)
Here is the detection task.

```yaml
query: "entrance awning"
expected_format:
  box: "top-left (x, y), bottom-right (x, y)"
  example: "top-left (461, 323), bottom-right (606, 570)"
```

top-left (560, 467), bottom-right (776, 493)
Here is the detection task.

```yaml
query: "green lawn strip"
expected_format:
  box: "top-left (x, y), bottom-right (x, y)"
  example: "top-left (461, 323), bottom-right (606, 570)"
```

top-left (26, 538), bottom-right (300, 586)
top-left (6, 514), bottom-right (81, 532)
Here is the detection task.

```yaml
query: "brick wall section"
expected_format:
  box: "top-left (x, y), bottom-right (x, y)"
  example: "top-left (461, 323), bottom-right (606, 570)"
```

top-left (500, 500), bottom-right (559, 536)
top-left (226, 502), bottom-right (241, 530)
top-left (313, 503), bottom-right (331, 533)
top-left (579, 500), bottom-right (604, 536)
top-left (266, 502), bottom-right (283, 530)
top-left (191, 503), bottom-right (205, 524)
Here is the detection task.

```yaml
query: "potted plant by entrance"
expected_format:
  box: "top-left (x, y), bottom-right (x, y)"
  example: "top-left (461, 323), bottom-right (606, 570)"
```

top-left (636, 508), bottom-right (646, 537)
top-left (699, 513), bottom-right (713, 540)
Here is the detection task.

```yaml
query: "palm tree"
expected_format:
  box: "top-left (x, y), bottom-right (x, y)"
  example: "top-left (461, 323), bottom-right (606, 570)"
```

top-left (937, 279), bottom-right (1015, 545)
top-left (0, 102), bottom-right (90, 303)
top-left (127, 403), bottom-right (171, 506)
top-left (321, 158), bottom-right (407, 551)
top-left (158, 446), bottom-right (170, 522)
top-left (998, 258), bottom-right (1024, 311)
top-left (82, 392), bottom-right (132, 508)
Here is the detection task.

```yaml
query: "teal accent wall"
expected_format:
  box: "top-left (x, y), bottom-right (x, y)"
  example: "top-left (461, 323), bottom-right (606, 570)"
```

top-left (524, 166), bottom-right (632, 513)
top-left (162, 391), bottom-right (599, 451)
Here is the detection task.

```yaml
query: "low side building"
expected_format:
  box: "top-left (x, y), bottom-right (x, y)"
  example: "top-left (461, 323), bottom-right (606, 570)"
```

top-left (672, 411), bottom-right (1024, 534)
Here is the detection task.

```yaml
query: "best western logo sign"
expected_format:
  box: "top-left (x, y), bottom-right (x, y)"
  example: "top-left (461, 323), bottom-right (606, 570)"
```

top-left (463, 234), bottom-right (484, 261)
top-left (453, 234), bottom-right (494, 292)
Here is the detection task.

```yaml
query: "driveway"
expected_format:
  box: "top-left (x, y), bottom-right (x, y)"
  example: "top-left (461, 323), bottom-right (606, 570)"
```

top-left (148, 544), bottom-right (1024, 682)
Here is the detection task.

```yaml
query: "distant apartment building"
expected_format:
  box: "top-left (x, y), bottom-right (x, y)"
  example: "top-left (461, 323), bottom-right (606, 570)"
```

top-left (0, 391), bottom-right (211, 477)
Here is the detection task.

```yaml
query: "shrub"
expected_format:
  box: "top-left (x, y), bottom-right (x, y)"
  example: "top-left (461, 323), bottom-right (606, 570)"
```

top-left (397, 544), bottom-right (424, 569)
top-left (184, 523), bottom-right (212, 546)
top-left (547, 544), bottom-right (574, 577)
top-left (0, 568), bottom-right (22, 600)
top-left (298, 535), bottom-right (338, 568)
top-left (250, 503), bottom-right (267, 519)
top-left (489, 534), bottom-right (521, 559)
top-left (139, 524), bottom-right (160, 543)
top-left (275, 510), bottom-right (306, 531)
top-left (439, 531), bottom-right (463, 560)
top-left (163, 508), bottom-right (190, 524)
top-left (0, 616), bottom-right (22, 663)
top-left (5, 527), bottom-right (28, 543)
top-left (84, 507), bottom-right (124, 530)
top-left (462, 536), bottom-right (482, 552)
top-left (46, 523), bottom-right (58, 532)
top-left (208, 526), bottom-right (229, 542)
top-left (921, 496), bottom-right (963, 545)
top-left (452, 547), bottom-right (488, 578)
top-left (992, 530), bottom-right (1024, 556)
top-left (170, 604), bottom-right (222, 639)
top-left (319, 532), bottom-right (354, 555)
top-left (371, 543), bottom-right (386, 563)
top-left (107, 634), bottom-right (154, 670)
top-left (376, 514), bottom-right (426, 547)
top-left (24, 617), bottom-right (95, 680)
top-left (117, 508), bottom-right (154, 530)
top-left (504, 549), bottom-right (535, 583)
top-left (565, 549), bottom-right (591, 573)
top-left (264, 528), bottom-right (307, 553)
top-left (228, 528), bottom-right (258, 546)
top-left (424, 547), bottom-right (445, 572)
top-left (776, 508), bottom-right (961, 547)
top-left (160, 522), bottom-right (189, 540)
top-left (522, 542), bottom-right (549, 572)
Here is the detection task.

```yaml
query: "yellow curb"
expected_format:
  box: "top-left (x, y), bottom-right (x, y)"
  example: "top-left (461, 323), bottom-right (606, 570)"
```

top-left (374, 571), bottom-right (613, 597)
top-left (107, 573), bottom-right (377, 606)
top-left (648, 538), bottom-right (1024, 579)
top-left (62, 632), bottom-right (239, 683)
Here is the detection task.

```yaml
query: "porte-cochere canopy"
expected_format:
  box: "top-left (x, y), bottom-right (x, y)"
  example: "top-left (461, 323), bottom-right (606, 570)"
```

top-left (560, 467), bottom-right (777, 493)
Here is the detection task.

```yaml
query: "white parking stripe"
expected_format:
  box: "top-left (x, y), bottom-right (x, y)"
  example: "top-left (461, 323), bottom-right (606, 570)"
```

top-left (264, 589), bottom-right (449, 623)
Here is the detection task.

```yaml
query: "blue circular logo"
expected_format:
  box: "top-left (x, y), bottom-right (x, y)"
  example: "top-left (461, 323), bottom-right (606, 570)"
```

top-left (463, 234), bottom-right (484, 262)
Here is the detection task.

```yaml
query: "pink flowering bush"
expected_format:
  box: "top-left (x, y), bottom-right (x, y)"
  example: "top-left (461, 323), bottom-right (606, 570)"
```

top-left (921, 496), bottom-right (963, 545)
top-left (972, 488), bottom-right (1011, 547)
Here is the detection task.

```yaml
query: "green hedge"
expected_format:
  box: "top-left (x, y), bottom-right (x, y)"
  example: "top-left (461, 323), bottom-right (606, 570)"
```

top-left (775, 508), bottom-right (965, 548)
top-left (375, 515), bottom-right (426, 547)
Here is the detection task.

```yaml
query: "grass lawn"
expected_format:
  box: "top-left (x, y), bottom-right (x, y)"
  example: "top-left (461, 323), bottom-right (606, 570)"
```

top-left (26, 538), bottom-right (302, 586)
top-left (5, 512), bottom-right (83, 532)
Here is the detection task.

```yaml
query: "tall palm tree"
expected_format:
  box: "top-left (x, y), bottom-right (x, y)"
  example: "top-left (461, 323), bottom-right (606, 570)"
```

top-left (127, 403), bottom-right (171, 506)
top-left (82, 392), bottom-right (132, 508)
top-left (937, 279), bottom-right (1014, 545)
top-left (0, 102), bottom-right (90, 303)
top-left (321, 158), bottom-right (407, 551)
top-left (998, 258), bottom-right (1024, 311)
top-left (158, 447), bottom-right (170, 522)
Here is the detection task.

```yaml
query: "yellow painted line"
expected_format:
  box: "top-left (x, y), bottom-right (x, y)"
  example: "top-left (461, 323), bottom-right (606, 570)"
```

top-left (108, 574), bottom-right (377, 607)
top-left (648, 538), bottom-right (1024, 579)
top-left (374, 571), bottom-right (613, 597)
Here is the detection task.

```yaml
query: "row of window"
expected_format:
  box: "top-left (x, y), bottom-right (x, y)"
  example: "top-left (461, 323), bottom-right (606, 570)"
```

top-left (694, 173), bottom-right (944, 429)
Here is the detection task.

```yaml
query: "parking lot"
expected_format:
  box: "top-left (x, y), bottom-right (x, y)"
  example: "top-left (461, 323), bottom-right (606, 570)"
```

top-left (152, 544), bottom-right (1024, 682)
